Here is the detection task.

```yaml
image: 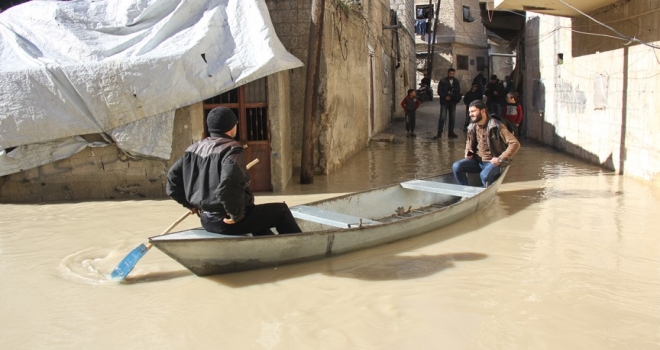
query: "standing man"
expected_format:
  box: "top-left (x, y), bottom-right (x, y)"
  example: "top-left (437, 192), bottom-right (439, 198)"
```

top-left (485, 74), bottom-right (504, 118)
top-left (166, 107), bottom-right (302, 236)
top-left (472, 71), bottom-right (486, 97)
top-left (401, 88), bottom-right (421, 137)
top-left (452, 100), bottom-right (520, 187)
top-left (434, 68), bottom-right (461, 139)
top-left (461, 83), bottom-right (481, 131)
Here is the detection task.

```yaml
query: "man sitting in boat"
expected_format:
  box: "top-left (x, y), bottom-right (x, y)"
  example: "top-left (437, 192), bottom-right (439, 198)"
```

top-left (452, 100), bottom-right (520, 187)
top-left (166, 107), bottom-right (302, 236)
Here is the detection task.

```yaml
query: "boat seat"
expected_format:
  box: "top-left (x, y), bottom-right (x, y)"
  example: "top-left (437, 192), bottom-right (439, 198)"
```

top-left (400, 180), bottom-right (485, 198)
top-left (290, 205), bottom-right (380, 228)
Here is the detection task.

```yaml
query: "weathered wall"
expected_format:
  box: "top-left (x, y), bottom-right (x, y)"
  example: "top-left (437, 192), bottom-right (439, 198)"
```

top-left (268, 0), bottom-right (400, 174)
top-left (265, 0), bottom-right (310, 173)
top-left (0, 104), bottom-right (204, 202)
top-left (267, 71), bottom-right (294, 192)
top-left (523, 0), bottom-right (660, 187)
top-left (391, 0), bottom-right (417, 119)
top-left (318, 0), bottom-right (398, 173)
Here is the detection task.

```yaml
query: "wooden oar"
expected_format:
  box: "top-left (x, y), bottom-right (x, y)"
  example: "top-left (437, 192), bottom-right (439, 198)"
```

top-left (110, 158), bottom-right (259, 279)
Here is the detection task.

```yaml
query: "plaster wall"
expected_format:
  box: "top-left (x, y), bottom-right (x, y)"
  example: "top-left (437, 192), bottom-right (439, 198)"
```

top-left (319, 0), bottom-right (398, 173)
top-left (392, 0), bottom-right (418, 119)
top-left (267, 71), bottom-right (294, 192)
top-left (268, 0), bottom-right (402, 174)
top-left (523, 0), bottom-right (660, 187)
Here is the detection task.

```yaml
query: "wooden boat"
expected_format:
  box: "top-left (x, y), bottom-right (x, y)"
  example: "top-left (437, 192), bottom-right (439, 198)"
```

top-left (150, 167), bottom-right (509, 276)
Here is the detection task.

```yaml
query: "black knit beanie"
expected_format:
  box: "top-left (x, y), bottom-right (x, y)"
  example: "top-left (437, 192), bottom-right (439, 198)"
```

top-left (207, 107), bottom-right (237, 134)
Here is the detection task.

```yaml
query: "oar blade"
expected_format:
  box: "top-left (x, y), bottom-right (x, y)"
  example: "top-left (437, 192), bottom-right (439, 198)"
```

top-left (110, 244), bottom-right (150, 279)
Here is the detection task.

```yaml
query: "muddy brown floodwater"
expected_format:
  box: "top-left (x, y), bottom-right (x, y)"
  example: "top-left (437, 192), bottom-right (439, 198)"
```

top-left (2, 115), bottom-right (659, 349)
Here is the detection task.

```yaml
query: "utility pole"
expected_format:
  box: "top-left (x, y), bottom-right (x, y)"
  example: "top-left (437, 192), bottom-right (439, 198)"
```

top-left (426, 0), bottom-right (441, 78)
top-left (300, 0), bottom-right (326, 184)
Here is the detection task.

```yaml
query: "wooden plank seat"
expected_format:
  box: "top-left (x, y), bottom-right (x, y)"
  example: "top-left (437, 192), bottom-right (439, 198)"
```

top-left (290, 205), bottom-right (380, 228)
top-left (400, 180), bottom-right (485, 198)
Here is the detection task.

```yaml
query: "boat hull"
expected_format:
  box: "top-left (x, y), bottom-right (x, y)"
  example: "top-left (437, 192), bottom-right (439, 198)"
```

top-left (150, 168), bottom-right (508, 276)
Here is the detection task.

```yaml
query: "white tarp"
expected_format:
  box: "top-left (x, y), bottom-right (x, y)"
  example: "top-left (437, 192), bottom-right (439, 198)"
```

top-left (0, 137), bottom-right (108, 177)
top-left (0, 0), bottom-right (303, 174)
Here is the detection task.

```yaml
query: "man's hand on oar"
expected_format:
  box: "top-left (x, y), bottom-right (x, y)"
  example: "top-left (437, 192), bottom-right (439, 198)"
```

top-left (110, 158), bottom-right (259, 280)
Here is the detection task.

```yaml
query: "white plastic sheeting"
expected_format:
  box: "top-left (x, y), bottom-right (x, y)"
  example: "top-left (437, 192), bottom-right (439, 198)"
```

top-left (0, 137), bottom-right (108, 177)
top-left (0, 0), bottom-right (303, 175)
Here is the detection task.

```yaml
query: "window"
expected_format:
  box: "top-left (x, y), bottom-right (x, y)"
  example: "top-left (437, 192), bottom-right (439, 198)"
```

top-left (463, 5), bottom-right (475, 23)
top-left (203, 78), bottom-right (269, 141)
top-left (457, 55), bottom-right (469, 70)
top-left (477, 57), bottom-right (486, 72)
top-left (415, 5), bottom-right (433, 19)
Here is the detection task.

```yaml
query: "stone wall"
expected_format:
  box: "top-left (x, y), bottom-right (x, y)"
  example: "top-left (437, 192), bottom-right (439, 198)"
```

top-left (0, 104), bottom-right (204, 202)
top-left (523, 0), bottom-right (660, 187)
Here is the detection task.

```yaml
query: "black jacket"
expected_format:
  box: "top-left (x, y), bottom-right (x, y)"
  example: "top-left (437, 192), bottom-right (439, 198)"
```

top-left (438, 77), bottom-right (461, 105)
top-left (463, 90), bottom-right (481, 107)
top-left (166, 135), bottom-right (253, 221)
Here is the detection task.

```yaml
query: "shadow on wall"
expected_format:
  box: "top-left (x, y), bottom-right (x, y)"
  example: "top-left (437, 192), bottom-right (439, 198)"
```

top-left (524, 16), bottom-right (617, 172)
top-left (571, 3), bottom-right (660, 58)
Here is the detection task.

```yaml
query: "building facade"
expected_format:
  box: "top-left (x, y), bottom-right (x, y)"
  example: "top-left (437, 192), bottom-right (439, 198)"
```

top-left (501, 0), bottom-right (660, 186)
top-left (414, 0), bottom-right (489, 93)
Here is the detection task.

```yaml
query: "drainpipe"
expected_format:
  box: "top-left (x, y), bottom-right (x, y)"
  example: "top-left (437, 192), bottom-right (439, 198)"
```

top-left (383, 15), bottom-right (401, 122)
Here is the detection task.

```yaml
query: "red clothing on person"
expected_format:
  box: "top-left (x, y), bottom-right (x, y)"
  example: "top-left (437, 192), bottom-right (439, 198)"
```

top-left (400, 96), bottom-right (421, 111)
top-left (503, 102), bottom-right (523, 126)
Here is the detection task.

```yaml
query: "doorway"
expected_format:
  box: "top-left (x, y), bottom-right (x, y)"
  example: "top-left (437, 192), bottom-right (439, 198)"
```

top-left (203, 78), bottom-right (272, 191)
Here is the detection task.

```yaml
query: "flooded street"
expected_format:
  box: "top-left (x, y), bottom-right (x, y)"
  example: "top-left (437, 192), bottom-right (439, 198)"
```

top-left (2, 110), bottom-right (660, 349)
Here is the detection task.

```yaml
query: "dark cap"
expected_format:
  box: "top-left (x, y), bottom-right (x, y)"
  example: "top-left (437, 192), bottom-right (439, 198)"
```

top-left (207, 107), bottom-right (237, 134)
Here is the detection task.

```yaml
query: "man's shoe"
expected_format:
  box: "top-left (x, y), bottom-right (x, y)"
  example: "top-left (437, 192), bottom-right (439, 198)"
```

top-left (410, 133), bottom-right (416, 137)
top-left (448, 133), bottom-right (458, 139)
top-left (432, 134), bottom-right (441, 139)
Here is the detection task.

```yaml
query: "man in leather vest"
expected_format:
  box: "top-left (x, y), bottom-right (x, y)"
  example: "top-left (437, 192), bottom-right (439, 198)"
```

top-left (166, 107), bottom-right (302, 236)
top-left (453, 100), bottom-right (520, 187)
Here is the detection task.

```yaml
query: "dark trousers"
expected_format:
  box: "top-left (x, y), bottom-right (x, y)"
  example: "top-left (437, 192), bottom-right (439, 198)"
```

top-left (201, 203), bottom-right (302, 236)
top-left (405, 111), bottom-right (416, 132)
top-left (438, 103), bottom-right (456, 136)
top-left (464, 107), bottom-right (470, 130)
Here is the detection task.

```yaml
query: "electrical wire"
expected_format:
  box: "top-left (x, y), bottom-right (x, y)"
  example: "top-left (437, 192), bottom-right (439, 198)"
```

top-left (556, 0), bottom-right (660, 50)
top-left (571, 7), bottom-right (660, 28)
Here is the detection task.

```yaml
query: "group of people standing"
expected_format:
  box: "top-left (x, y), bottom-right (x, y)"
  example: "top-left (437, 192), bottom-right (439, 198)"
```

top-left (401, 68), bottom-right (522, 188)
top-left (402, 68), bottom-right (523, 138)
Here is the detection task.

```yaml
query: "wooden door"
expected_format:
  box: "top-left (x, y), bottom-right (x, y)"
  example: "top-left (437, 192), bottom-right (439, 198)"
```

top-left (203, 78), bottom-right (272, 191)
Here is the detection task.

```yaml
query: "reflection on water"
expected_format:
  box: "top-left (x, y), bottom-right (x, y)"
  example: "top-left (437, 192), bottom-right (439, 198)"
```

top-left (2, 136), bottom-right (660, 349)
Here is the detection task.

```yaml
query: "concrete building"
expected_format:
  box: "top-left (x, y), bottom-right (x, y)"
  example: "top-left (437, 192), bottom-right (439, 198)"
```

top-left (0, 0), bottom-right (417, 202)
top-left (490, 0), bottom-right (660, 187)
top-left (414, 0), bottom-right (489, 93)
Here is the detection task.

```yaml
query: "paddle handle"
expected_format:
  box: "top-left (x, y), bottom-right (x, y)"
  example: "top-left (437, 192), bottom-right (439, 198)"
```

top-left (162, 211), bottom-right (192, 235)
top-left (246, 158), bottom-right (259, 169)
